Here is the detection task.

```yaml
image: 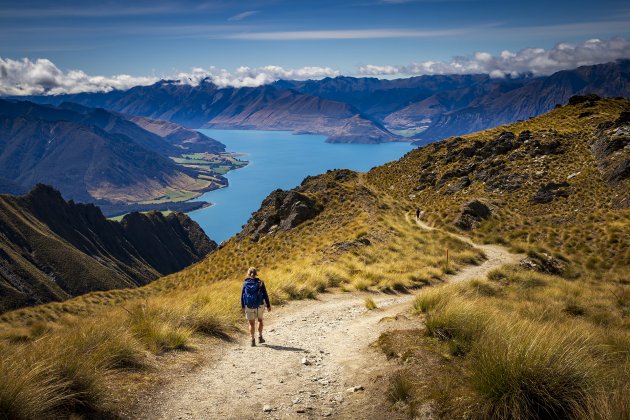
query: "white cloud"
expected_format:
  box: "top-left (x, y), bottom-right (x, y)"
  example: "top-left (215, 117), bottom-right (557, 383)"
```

top-left (227, 10), bottom-right (259, 21)
top-left (0, 57), bottom-right (158, 96)
top-left (176, 65), bottom-right (340, 88)
top-left (357, 37), bottom-right (630, 77)
top-left (356, 64), bottom-right (399, 75)
top-left (0, 58), bottom-right (340, 95)
top-left (2, 37), bottom-right (628, 96)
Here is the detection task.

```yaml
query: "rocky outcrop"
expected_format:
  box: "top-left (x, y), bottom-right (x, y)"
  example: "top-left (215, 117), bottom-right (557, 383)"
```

top-left (591, 113), bottom-right (630, 183)
top-left (531, 182), bottom-right (571, 204)
top-left (240, 189), bottom-right (320, 242)
top-left (520, 252), bottom-right (568, 276)
top-left (0, 185), bottom-right (216, 312)
top-left (445, 177), bottom-right (471, 194)
top-left (332, 237), bottom-right (371, 252)
top-left (454, 199), bottom-right (493, 230)
top-left (300, 169), bottom-right (358, 193)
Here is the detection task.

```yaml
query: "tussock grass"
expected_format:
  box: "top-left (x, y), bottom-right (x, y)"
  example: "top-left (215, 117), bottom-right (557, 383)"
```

top-left (425, 297), bottom-right (492, 356)
top-left (364, 297), bottom-right (377, 310)
top-left (413, 285), bottom-right (456, 314)
top-left (0, 351), bottom-right (69, 419)
top-left (388, 371), bottom-right (414, 404)
top-left (394, 264), bottom-right (629, 419)
top-left (470, 320), bottom-right (606, 420)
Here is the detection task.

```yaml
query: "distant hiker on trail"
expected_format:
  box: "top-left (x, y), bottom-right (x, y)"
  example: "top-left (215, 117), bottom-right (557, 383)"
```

top-left (241, 267), bottom-right (271, 347)
top-left (415, 207), bottom-right (421, 220)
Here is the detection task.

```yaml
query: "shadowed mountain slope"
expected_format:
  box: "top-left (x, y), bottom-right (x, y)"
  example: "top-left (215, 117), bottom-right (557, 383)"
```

top-left (0, 99), bottom-right (223, 204)
top-left (0, 185), bottom-right (216, 312)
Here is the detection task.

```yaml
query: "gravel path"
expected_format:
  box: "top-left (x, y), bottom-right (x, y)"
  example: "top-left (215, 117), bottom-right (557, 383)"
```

top-left (135, 218), bottom-right (522, 419)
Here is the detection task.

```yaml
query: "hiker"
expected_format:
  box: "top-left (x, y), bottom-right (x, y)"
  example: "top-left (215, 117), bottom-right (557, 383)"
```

top-left (241, 267), bottom-right (271, 347)
top-left (415, 207), bottom-right (421, 220)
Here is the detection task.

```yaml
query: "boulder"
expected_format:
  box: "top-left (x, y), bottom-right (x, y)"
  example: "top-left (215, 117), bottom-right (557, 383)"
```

top-left (476, 131), bottom-right (518, 159)
top-left (436, 163), bottom-right (476, 188)
top-left (519, 252), bottom-right (567, 276)
top-left (445, 177), bottom-right (471, 194)
top-left (529, 138), bottom-right (563, 156)
top-left (332, 237), bottom-right (371, 252)
top-left (531, 182), bottom-right (571, 204)
top-left (240, 190), bottom-right (320, 241)
top-left (454, 199), bottom-right (493, 230)
top-left (591, 121), bottom-right (630, 184)
top-left (567, 94), bottom-right (601, 106)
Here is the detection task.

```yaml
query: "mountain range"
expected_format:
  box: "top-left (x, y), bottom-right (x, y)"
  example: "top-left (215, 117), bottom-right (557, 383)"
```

top-left (0, 99), bottom-right (226, 211)
top-left (25, 81), bottom-right (398, 144)
top-left (0, 184), bottom-right (216, 313)
top-left (21, 60), bottom-right (629, 145)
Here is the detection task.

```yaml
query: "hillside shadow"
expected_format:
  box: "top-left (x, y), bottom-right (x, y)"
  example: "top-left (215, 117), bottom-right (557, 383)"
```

top-left (261, 344), bottom-right (305, 352)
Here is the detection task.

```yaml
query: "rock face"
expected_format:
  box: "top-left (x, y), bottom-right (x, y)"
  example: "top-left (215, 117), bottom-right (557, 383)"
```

top-left (454, 200), bottom-right (493, 230)
top-left (591, 113), bottom-right (630, 183)
top-left (520, 252), bottom-right (568, 275)
top-left (0, 185), bottom-right (216, 313)
top-left (531, 182), bottom-right (571, 204)
top-left (240, 190), bottom-right (320, 241)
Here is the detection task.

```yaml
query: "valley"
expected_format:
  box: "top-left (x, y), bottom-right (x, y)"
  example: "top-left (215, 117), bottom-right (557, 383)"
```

top-left (0, 99), bottom-right (248, 216)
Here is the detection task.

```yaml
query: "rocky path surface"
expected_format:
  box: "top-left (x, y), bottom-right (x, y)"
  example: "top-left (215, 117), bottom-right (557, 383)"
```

top-left (135, 217), bottom-right (522, 419)
top-left (412, 215), bottom-right (524, 283)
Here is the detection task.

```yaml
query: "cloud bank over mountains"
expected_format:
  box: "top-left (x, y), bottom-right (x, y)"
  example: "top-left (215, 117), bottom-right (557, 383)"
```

top-left (359, 38), bottom-right (630, 77)
top-left (1, 37), bottom-right (628, 96)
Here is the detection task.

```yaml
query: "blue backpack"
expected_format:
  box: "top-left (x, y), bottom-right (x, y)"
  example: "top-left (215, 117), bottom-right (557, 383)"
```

top-left (243, 279), bottom-right (262, 308)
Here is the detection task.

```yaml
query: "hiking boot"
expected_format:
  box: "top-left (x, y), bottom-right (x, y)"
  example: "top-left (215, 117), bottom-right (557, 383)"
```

top-left (251, 338), bottom-right (256, 347)
top-left (258, 336), bottom-right (266, 344)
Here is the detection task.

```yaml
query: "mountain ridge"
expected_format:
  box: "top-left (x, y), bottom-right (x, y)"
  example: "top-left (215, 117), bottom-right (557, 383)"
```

top-left (0, 184), bottom-right (216, 313)
top-left (0, 99), bottom-right (229, 209)
top-left (22, 80), bottom-right (401, 144)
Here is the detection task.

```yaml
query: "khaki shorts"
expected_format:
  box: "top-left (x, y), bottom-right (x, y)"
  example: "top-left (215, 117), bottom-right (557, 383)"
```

top-left (244, 306), bottom-right (265, 320)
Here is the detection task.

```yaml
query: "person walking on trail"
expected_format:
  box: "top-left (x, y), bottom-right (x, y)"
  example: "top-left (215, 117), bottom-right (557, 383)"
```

top-left (415, 207), bottom-right (421, 220)
top-left (241, 267), bottom-right (271, 347)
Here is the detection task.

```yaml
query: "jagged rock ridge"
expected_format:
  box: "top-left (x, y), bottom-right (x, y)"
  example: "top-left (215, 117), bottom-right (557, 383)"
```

top-left (0, 185), bottom-right (216, 312)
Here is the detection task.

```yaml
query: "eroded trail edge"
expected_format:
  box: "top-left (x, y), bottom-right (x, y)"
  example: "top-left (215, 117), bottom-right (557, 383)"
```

top-left (135, 221), bottom-right (522, 419)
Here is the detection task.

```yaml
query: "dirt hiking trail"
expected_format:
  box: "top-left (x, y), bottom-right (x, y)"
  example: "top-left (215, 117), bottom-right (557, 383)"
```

top-left (133, 217), bottom-right (523, 419)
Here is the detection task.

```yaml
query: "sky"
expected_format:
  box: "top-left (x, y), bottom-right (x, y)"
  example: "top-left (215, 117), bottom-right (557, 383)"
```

top-left (1, 0), bottom-right (630, 94)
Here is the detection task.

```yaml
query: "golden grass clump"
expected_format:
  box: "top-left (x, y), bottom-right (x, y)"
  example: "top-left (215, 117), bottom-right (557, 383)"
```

top-left (469, 320), bottom-right (607, 420)
top-left (364, 297), bottom-right (377, 310)
top-left (394, 263), bottom-right (629, 419)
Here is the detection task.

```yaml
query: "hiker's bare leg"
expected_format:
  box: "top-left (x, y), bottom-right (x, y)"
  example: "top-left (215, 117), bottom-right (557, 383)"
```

top-left (248, 319), bottom-right (256, 338)
top-left (258, 319), bottom-right (264, 336)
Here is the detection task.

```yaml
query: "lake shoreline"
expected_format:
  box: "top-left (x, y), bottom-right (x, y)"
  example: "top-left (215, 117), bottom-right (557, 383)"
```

top-left (189, 129), bottom-right (412, 243)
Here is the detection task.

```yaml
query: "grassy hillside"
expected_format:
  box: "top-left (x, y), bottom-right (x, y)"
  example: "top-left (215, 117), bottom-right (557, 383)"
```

top-left (0, 171), bottom-right (480, 418)
top-left (368, 96), bottom-right (630, 418)
top-left (369, 96), bottom-right (629, 274)
top-left (0, 97), bottom-right (628, 418)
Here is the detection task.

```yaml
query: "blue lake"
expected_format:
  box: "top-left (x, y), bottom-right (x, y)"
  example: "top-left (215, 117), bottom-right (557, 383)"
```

top-left (190, 129), bottom-right (413, 243)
